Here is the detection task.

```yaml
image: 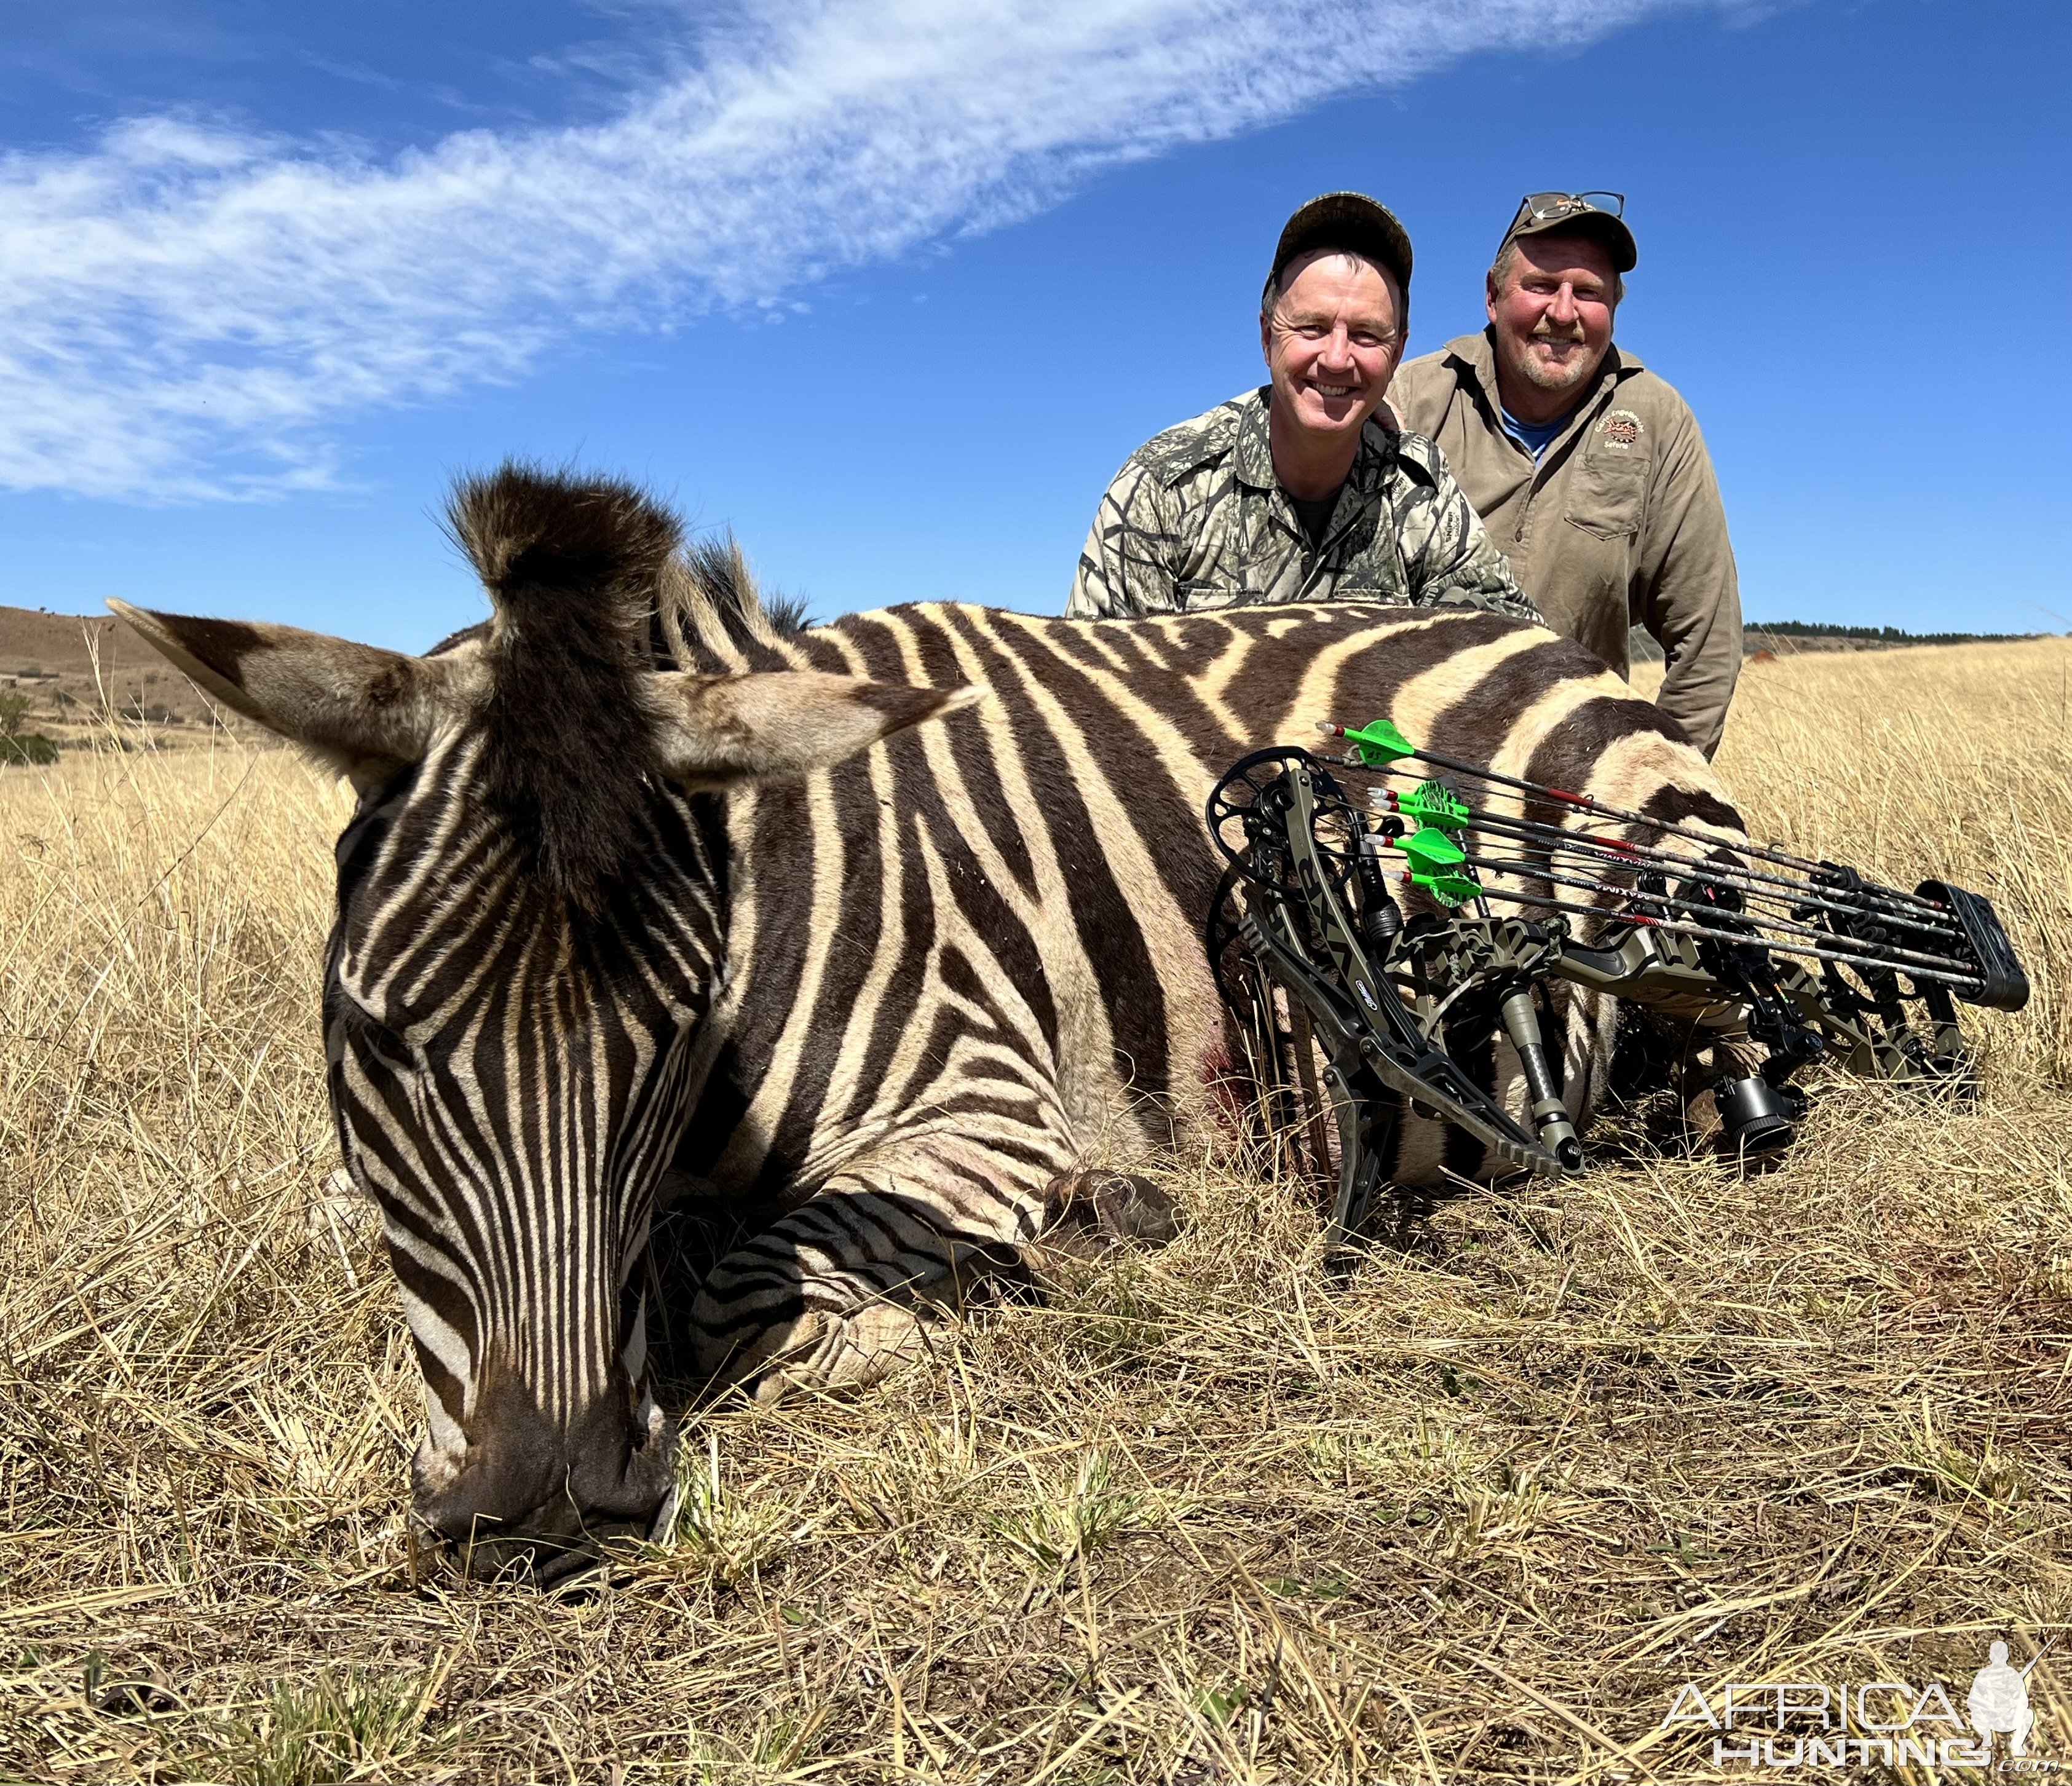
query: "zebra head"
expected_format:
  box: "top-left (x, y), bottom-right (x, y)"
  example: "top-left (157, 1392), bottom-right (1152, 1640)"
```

top-left (112, 465), bottom-right (978, 1558)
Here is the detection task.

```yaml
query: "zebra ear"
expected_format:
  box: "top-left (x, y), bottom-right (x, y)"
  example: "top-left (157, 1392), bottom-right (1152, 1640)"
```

top-left (107, 599), bottom-right (469, 781)
top-left (648, 670), bottom-right (984, 789)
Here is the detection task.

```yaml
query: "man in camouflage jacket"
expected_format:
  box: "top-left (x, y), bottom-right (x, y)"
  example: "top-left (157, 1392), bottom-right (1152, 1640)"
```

top-left (1066, 193), bottom-right (1542, 626)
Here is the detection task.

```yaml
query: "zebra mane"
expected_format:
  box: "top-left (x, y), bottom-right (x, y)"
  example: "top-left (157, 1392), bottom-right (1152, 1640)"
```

top-left (657, 534), bottom-right (810, 674)
top-left (445, 462), bottom-right (684, 910)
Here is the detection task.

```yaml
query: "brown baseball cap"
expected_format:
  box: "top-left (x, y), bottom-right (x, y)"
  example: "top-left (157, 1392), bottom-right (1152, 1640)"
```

top-left (1266, 192), bottom-right (1414, 306)
top-left (1498, 191), bottom-right (1637, 272)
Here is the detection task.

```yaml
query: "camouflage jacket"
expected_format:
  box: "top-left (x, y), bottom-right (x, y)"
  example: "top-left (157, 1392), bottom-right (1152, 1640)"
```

top-left (1065, 387), bottom-right (1543, 623)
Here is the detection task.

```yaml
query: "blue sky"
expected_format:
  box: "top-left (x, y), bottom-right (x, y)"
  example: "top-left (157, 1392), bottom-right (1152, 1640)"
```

top-left (2, 0), bottom-right (2065, 650)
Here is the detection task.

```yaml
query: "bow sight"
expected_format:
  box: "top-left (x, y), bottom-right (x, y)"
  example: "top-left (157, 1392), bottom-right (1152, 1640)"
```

top-left (1206, 720), bottom-right (2028, 1246)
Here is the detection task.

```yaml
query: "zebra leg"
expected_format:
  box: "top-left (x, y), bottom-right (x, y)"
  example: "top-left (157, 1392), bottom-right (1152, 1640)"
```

top-left (1554, 982), bottom-right (1621, 1132)
top-left (688, 1137), bottom-right (1063, 1401)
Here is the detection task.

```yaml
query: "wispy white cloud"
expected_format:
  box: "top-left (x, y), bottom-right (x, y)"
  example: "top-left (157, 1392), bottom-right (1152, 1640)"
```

top-left (0, 0), bottom-right (1689, 500)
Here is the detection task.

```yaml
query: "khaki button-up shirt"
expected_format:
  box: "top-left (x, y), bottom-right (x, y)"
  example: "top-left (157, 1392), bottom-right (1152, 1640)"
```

top-left (1065, 386), bottom-right (1543, 624)
top-left (1388, 331), bottom-right (1741, 757)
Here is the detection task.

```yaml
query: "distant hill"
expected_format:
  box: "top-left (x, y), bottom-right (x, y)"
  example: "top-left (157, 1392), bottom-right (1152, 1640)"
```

top-left (0, 605), bottom-right (135, 679)
top-left (1747, 620), bottom-right (2041, 648)
top-left (0, 603), bottom-right (259, 749)
top-left (1627, 620), bottom-right (2042, 662)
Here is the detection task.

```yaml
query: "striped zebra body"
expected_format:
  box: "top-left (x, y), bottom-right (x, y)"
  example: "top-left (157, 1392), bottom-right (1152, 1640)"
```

top-left (657, 586), bottom-right (1749, 1392)
top-left (111, 467), bottom-right (1749, 1547)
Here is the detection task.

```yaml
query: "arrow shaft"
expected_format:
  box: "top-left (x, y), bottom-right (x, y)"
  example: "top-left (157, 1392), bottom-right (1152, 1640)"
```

top-left (1461, 853), bottom-right (1977, 978)
top-left (1328, 728), bottom-right (1953, 925)
top-left (1449, 808), bottom-right (1966, 941)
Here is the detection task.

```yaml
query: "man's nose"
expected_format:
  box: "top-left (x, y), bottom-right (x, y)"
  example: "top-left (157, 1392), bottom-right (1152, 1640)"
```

top-left (1316, 326), bottom-right (1356, 370)
top-left (1545, 282), bottom-right (1581, 326)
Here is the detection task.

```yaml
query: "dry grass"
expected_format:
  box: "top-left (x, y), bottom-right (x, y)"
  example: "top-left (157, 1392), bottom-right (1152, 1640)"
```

top-left (5, 642), bottom-right (2072, 1783)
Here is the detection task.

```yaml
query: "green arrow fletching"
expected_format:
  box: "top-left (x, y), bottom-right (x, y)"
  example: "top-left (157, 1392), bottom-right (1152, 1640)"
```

top-left (1342, 717), bottom-right (1416, 767)
top-left (1413, 867), bottom-right (1481, 907)
top-left (1394, 823), bottom-right (1476, 905)
top-left (1398, 829), bottom-right (1467, 873)
top-left (1399, 779), bottom-right (1469, 832)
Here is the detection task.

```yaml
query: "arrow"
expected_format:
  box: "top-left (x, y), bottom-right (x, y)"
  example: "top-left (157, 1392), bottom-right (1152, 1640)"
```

top-left (1387, 828), bottom-right (1479, 906)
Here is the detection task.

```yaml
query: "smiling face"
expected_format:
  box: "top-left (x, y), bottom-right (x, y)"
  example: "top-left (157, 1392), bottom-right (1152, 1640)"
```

top-left (1485, 228), bottom-right (1620, 418)
top-left (1259, 249), bottom-right (1404, 473)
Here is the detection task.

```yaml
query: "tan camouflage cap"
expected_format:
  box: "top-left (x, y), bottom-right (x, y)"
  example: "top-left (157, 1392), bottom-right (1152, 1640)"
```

top-left (1499, 191), bottom-right (1637, 273)
top-left (1267, 192), bottom-right (1414, 309)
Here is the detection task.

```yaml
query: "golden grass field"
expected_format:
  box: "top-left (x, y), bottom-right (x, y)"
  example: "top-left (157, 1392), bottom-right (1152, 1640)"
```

top-left (4, 639), bottom-right (2072, 1784)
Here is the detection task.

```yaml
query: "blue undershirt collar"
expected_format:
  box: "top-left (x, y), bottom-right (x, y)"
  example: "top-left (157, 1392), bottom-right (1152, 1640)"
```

top-left (1501, 404), bottom-right (1575, 462)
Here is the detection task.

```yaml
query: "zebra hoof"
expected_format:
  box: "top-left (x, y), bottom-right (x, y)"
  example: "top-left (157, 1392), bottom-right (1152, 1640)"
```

top-left (1046, 1171), bottom-right (1183, 1249)
top-left (721, 1301), bottom-right (934, 1404)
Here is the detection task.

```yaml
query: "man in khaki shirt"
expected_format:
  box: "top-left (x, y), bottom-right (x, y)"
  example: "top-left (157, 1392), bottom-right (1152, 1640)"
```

top-left (1389, 194), bottom-right (1741, 757)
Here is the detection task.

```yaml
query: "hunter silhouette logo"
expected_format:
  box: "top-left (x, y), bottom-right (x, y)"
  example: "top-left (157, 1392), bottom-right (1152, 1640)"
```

top-left (1660, 1636), bottom-right (2055, 1770)
top-left (1969, 1637), bottom-right (2049, 1757)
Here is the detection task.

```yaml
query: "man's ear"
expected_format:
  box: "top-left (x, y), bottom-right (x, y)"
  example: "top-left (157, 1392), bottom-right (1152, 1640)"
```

top-left (108, 599), bottom-right (470, 783)
top-left (646, 670), bottom-right (983, 789)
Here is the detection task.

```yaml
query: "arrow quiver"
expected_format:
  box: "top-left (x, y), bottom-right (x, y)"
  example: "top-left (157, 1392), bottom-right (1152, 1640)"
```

top-left (1206, 729), bottom-right (2028, 1250)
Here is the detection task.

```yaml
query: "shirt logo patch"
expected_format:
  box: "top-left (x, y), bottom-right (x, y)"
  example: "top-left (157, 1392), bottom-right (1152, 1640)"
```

top-left (1602, 409), bottom-right (1643, 451)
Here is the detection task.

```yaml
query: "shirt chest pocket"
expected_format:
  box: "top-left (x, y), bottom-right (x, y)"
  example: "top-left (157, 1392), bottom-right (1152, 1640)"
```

top-left (1564, 443), bottom-right (1648, 542)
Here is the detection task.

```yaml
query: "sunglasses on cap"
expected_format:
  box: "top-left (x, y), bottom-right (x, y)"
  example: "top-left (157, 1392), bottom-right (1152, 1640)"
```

top-left (1517, 191), bottom-right (1626, 225)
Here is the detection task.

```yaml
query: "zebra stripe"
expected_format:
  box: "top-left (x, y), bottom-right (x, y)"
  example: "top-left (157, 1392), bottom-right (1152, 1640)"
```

top-left (328, 729), bottom-right (721, 1454)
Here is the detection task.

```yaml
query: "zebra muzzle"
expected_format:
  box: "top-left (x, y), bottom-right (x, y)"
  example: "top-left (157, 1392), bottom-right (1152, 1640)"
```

top-left (413, 1373), bottom-right (680, 1567)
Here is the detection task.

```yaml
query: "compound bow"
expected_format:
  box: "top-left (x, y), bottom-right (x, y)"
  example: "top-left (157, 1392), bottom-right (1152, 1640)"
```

top-left (1206, 721), bottom-right (2028, 1247)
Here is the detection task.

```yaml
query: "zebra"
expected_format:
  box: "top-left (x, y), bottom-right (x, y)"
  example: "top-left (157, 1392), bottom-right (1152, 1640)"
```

top-left (111, 463), bottom-right (1750, 1552)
